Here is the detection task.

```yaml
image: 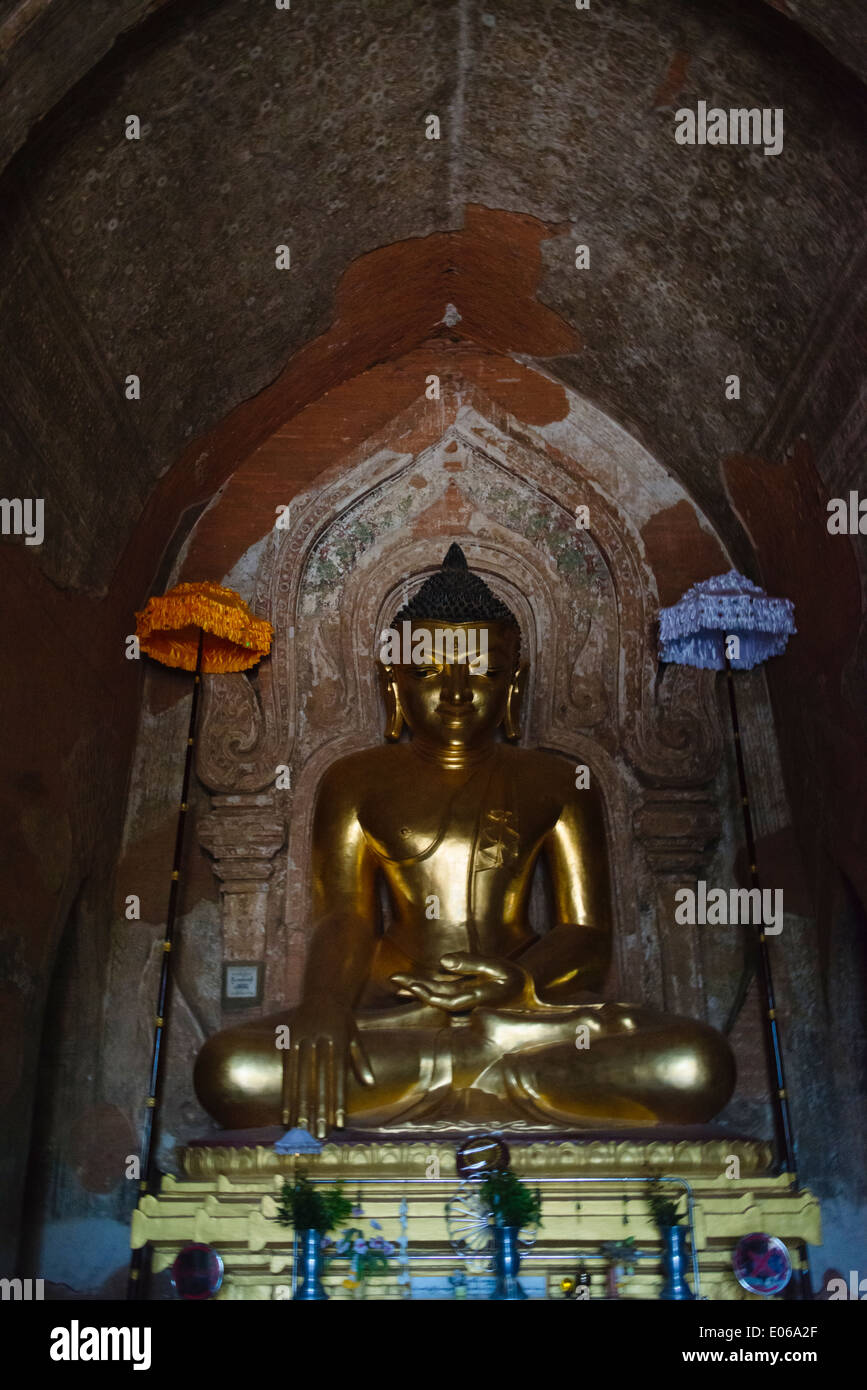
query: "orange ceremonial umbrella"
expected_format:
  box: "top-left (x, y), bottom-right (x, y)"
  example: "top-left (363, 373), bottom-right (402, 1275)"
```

top-left (135, 579), bottom-right (272, 673)
top-left (128, 582), bottom-right (273, 1300)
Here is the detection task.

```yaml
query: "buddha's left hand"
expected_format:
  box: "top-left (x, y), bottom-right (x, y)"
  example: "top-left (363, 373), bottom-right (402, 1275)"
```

top-left (390, 951), bottom-right (535, 1012)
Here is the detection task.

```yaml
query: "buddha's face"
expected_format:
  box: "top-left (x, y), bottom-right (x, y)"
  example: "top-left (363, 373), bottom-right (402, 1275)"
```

top-left (388, 620), bottom-right (521, 750)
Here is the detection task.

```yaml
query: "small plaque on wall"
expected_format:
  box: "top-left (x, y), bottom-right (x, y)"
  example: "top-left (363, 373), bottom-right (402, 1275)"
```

top-left (222, 961), bottom-right (263, 1010)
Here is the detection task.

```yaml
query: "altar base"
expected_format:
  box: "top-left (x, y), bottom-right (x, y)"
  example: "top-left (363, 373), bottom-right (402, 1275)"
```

top-left (130, 1138), bottom-right (820, 1300)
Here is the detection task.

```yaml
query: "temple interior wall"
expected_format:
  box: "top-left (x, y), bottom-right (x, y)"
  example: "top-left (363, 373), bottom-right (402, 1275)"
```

top-left (2, 0), bottom-right (865, 1301)
top-left (16, 386), bottom-right (860, 1296)
top-left (4, 345), bottom-right (861, 1302)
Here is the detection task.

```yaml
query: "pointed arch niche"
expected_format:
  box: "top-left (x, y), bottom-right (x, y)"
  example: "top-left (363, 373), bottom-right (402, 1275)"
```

top-left (194, 397), bottom-right (751, 1020)
top-left (112, 384), bottom-right (799, 1147)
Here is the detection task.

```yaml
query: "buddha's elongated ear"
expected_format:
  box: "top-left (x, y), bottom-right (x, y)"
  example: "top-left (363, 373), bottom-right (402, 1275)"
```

top-left (503, 661), bottom-right (528, 741)
top-left (379, 664), bottom-right (405, 741)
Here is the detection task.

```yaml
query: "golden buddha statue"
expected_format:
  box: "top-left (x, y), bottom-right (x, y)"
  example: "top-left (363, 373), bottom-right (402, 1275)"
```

top-left (195, 545), bottom-right (735, 1136)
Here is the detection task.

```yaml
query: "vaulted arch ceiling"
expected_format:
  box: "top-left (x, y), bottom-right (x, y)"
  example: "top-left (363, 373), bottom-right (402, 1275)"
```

top-left (1, 0), bottom-right (865, 178)
top-left (1, 0), bottom-right (865, 604)
top-left (1, 4), bottom-right (865, 1276)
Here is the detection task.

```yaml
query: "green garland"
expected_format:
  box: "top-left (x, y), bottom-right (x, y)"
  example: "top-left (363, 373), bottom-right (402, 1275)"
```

top-left (646, 1178), bottom-right (684, 1229)
top-left (478, 1169), bottom-right (543, 1228)
top-left (275, 1173), bottom-right (353, 1233)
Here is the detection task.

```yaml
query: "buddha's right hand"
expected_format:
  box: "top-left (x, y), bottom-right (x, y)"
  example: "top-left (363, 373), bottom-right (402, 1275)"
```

top-left (282, 997), bottom-right (375, 1137)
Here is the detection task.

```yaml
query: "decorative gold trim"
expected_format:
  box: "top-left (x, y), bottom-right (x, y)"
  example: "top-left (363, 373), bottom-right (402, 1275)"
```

top-left (132, 1144), bottom-right (822, 1300)
top-left (179, 1137), bottom-right (774, 1181)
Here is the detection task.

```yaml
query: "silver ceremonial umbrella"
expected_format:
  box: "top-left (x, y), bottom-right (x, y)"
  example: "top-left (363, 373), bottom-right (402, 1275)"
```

top-left (659, 571), bottom-right (798, 1180)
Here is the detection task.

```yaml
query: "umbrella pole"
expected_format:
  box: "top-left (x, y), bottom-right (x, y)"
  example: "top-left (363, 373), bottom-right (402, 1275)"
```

top-left (127, 627), bottom-right (204, 1300)
top-left (723, 657), bottom-right (808, 1300)
top-left (723, 658), bottom-right (799, 1175)
top-left (723, 661), bottom-right (807, 1297)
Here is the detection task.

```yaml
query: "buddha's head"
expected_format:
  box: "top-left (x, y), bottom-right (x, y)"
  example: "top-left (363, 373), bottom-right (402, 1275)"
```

top-left (379, 544), bottom-right (527, 751)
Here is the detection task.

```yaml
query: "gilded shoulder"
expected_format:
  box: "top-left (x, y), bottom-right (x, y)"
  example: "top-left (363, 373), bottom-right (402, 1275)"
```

top-left (510, 746), bottom-right (604, 816)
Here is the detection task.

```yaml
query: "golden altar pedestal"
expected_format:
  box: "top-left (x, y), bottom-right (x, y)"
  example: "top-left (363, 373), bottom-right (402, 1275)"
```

top-left (130, 1138), bottom-right (820, 1300)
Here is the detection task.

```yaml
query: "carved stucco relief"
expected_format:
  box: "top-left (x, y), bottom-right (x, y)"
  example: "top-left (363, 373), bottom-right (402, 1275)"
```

top-left (193, 410), bottom-right (751, 1021)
